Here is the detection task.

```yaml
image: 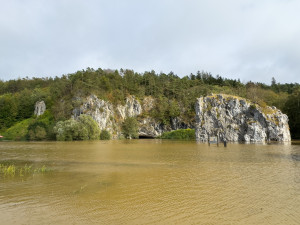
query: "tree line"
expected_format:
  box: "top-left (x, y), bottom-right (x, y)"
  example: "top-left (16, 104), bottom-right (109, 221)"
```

top-left (0, 68), bottom-right (299, 139)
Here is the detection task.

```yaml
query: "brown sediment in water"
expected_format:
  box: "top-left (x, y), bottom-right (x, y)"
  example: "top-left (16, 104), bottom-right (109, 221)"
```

top-left (0, 140), bottom-right (299, 225)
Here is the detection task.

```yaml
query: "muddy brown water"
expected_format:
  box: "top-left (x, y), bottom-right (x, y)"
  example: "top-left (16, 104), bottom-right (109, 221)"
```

top-left (0, 140), bottom-right (299, 225)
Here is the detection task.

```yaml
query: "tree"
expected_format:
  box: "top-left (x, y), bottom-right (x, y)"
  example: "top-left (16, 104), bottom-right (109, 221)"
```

top-left (100, 130), bottom-right (111, 140)
top-left (78, 114), bottom-right (100, 140)
top-left (0, 94), bottom-right (18, 131)
top-left (121, 117), bottom-right (139, 139)
top-left (284, 88), bottom-right (300, 139)
top-left (53, 115), bottom-right (100, 141)
top-left (27, 121), bottom-right (48, 141)
top-left (271, 77), bottom-right (279, 93)
top-left (271, 77), bottom-right (276, 86)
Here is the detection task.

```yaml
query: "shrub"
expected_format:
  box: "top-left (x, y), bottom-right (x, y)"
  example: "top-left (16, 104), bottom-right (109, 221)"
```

top-left (250, 104), bottom-right (256, 110)
top-left (160, 129), bottom-right (195, 140)
top-left (121, 117), bottom-right (139, 139)
top-left (2, 118), bottom-right (34, 141)
top-left (100, 130), bottom-right (111, 140)
top-left (53, 115), bottom-right (100, 141)
top-left (78, 114), bottom-right (100, 140)
top-left (27, 121), bottom-right (48, 141)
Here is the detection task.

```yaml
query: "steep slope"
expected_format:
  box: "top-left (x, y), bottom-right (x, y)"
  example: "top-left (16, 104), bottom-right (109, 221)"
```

top-left (195, 94), bottom-right (290, 142)
top-left (72, 95), bottom-right (192, 138)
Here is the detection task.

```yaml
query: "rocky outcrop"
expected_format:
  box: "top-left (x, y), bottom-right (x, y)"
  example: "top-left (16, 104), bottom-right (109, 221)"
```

top-left (195, 94), bottom-right (291, 142)
top-left (116, 96), bottom-right (142, 119)
top-left (139, 117), bottom-right (165, 137)
top-left (34, 101), bottom-right (46, 116)
top-left (72, 95), bottom-right (115, 135)
top-left (73, 94), bottom-right (192, 138)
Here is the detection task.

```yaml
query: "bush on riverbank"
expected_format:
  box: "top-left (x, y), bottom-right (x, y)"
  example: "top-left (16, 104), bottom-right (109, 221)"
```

top-left (53, 114), bottom-right (100, 141)
top-left (160, 129), bottom-right (195, 140)
top-left (100, 130), bottom-right (111, 140)
top-left (121, 117), bottom-right (139, 139)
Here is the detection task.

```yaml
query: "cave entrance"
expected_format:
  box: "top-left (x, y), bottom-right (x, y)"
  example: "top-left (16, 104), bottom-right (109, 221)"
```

top-left (139, 135), bottom-right (155, 139)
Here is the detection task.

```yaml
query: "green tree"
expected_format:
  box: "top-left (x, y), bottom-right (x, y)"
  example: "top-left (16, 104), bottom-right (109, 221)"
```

top-left (53, 115), bottom-right (100, 141)
top-left (0, 94), bottom-right (18, 131)
top-left (78, 114), bottom-right (100, 140)
top-left (100, 130), bottom-right (111, 140)
top-left (284, 88), bottom-right (300, 139)
top-left (121, 117), bottom-right (139, 139)
top-left (27, 121), bottom-right (48, 141)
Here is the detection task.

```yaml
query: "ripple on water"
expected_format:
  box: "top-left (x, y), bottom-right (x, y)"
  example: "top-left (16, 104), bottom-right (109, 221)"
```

top-left (0, 141), bottom-right (299, 225)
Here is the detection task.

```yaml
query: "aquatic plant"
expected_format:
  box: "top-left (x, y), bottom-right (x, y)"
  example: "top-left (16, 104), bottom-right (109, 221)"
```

top-left (0, 164), bottom-right (51, 177)
top-left (0, 164), bottom-right (16, 176)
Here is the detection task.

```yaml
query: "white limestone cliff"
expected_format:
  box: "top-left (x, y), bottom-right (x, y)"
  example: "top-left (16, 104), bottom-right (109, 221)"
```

top-left (195, 94), bottom-right (291, 142)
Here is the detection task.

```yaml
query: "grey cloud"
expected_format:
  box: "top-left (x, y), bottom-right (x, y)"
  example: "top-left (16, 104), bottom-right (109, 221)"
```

top-left (0, 0), bottom-right (300, 84)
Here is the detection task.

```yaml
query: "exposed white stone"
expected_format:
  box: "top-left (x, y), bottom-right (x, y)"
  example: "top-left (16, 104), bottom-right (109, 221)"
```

top-left (195, 94), bottom-right (291, 142)
top-left (125, 95), bottom-right (142, 117)
top-left (73, 94), bottom-right (192, 139)
top-left (34, 101), bottom-right (46, 116)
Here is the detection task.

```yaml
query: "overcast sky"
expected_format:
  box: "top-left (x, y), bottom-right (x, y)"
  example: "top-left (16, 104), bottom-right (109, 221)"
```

top-left (1, 0), bottom-right (300, 84)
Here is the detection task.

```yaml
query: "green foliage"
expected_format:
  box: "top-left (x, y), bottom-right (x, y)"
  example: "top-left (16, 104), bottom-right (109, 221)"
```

top-left (27, 122), bottom-right (47, 141)
top-left (284, 88), bottom-right (300, 139)
top-left (250, 104), bottom-right (257, 110)
top-left (100, 130), bottom-right (111, 140)
top-left (2, 110), bottom-right (55, 141)
top-left (2, 118), bottom-right (34, 141)
top-left (78, 114), bottom-right (100, 140)
top-left (0, 164), bottom-right (16, 176)
top-left (0, 94), bottom-right (18, 131)
top-left (28, 110), bottom-right (55, 141)
top-left (150, 97), bottom-right (181, 125)
top-left (121, 117), bottom-right (139, 139)
top-left (0, 87), bottom-right (50, 132)
top-left (53, 115), bottom-right (100, 141)
top-left (160, 129), bottom-right (195, 140)
top-left (1, 67), bottom-right (300, 139)
top-left (0, 164), bottom-right (50, 177)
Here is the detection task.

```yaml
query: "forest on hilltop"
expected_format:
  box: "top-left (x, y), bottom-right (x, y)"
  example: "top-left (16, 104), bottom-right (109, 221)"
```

top-left (0, 68), bottom-right (299, 140)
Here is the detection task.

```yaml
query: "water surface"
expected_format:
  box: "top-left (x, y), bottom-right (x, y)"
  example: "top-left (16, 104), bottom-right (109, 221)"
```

top-left (0, 140), bottom-right (299, 224)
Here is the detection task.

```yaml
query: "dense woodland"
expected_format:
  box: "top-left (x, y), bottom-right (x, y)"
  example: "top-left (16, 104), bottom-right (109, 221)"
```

top-left (0, 68), bottom-right (300, 140)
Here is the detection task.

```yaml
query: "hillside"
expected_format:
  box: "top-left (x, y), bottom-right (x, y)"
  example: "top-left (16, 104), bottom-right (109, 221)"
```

top-left (0, 68), bottom-right (299, 140)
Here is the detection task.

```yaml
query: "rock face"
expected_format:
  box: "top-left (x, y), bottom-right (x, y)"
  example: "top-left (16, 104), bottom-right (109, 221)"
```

top-left (116, 96), bottom-right (142, 119)
top-left (34, 101), bottom-right (46, 116)
top-left (195, 94), bottom-right (291, 142)
top-left (73, 95), bottom-right (115, 135)
top-left (73, 95), bottom-right (192, 138)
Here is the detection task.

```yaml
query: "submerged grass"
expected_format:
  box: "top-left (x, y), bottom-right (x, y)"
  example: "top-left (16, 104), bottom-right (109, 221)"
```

top-left (0, 163), bottom-right (51, 177)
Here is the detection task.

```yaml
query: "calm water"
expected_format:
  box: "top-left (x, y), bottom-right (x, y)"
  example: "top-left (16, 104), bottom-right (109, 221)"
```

top-left (0, 140), bottom-right (299, 225)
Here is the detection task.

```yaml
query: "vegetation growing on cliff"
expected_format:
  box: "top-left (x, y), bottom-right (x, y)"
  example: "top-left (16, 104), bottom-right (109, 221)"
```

top-left (0, 68), bottom-right (299, 139)
top-left (161, 129), bottom-right (195, 140)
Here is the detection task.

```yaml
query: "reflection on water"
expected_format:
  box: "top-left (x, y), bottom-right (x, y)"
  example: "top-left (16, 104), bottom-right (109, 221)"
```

top-left (0, 140), bottom-right (299, 225)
